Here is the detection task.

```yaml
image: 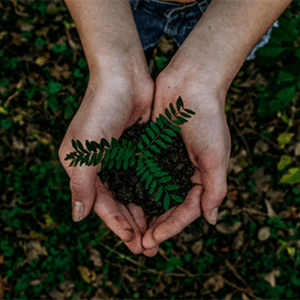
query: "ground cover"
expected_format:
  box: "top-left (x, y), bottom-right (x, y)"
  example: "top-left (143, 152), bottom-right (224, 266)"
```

top-left (1, 0), bottom-right (300, 299)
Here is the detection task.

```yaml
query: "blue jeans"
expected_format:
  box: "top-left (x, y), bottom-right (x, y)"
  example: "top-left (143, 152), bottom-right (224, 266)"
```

top-left (130, 0), bottom-right (278, 60)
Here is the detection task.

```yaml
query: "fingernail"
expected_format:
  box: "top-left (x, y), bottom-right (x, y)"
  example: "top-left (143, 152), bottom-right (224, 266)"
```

top-left (209, 207), bottom-right (218, 225)
top-left (72, 201), bottom-right (84, 222)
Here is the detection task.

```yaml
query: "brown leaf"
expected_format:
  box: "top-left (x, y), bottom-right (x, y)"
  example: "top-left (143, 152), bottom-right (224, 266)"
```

top-left (264, 269), bottom-right (280, 287)
top-left (257, 227), bottom-right (270, 241)
top-left (216, 222), bottom-right (242, 234)
top-left (191, 240), bottom-right (203, 255)
top-left (202, 275), bottom-right (224, 294)
top-left (232, 231), bottom-right (245, 250)
top-left (265, 200), bottom-right (277, 217)
top-left (89, 248), bottom-right (103, 267)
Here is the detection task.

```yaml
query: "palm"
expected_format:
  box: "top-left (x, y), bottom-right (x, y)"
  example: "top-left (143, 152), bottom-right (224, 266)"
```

top-left (59, 79), bottom-right (154, 254)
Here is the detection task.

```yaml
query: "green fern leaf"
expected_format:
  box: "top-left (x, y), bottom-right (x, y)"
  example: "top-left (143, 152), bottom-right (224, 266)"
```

top-left (91, 141), bottom-right (101, 150)
top-left (155, 139), bottom-right (167, 149)
top-left (141, 170), bottom-right (150, 182)
top-left (123, 157), bottom-right (129, 170)
top-left (176, 96), bottom-right (184, 110)
top-left (159, 114), bottom-right (169, 125)
top-left (156, 117), bottom-right (164, 129)
top-left (111, 138), bottom-right (120, 147)
top-left (95, 149), bottom-right (103, 165)
top-left (150, 144), bottom-right (160, 153)
top-left (172, 117), bottom-right (187, 125)
top-left (74, 153), bottom-right (83, 167)
top-left (168, 123), bottom-right (181, 132)
top-left (170, 194), bottom-right (184, 203)
top-left (164, 185), bottom-right (180, 191)
top-left (108, 159), bottom-right (115, 169)
top-left (141, 134), bottom-right (150, 145)
top-left (179, 111), bottom-right (191, 118)
top-left (85, 140), bottom-right (95, 152)
top-left (164, 129), bottom-right (177, 137)
top-left (165, 108), bottom-right (172, 120)
top-left (116, 148), bottom-right (125, 161)
top-left (69, 159), bottom-right (75, 167)
top-left (160, 133), bottom-right (173, 143)
top-left (183, 108), bottom-right (196, 115)
top-left (136, 165), bottom-right (146, 176)
top-left (145, 175), bottom-right (153, 189)
top-left (154, 171), bottom-right (168, 178)
top-left (77, 140), bottom-right (89, 154)
top-left (155, 186), bottom-right (163, 202)
top-left (129, 156), bottom-right (135, 167)
top-left (159, 176), bottom-right (172, 183)
top-left (122, 140), bottom-right (127, 147)
top-left (137, 141), bottom-right (144, 151)
top-left (100, 150), bottom-right (111, 170)
top-left (88, 153), bottom-right (97, 166)
top-left (100, 138), bottom-right (109, 148)
top-left (65, 152), bottom-right (76, 161)
top-left (146, 127), bottom-right (155, 140)
top-left (164, 193), bottom-right (171, 211)
top-left (141, 151), bottom-right (153, 158)
top-left (150, 122), bottom-right (159, 134)
top-left (116, 159), bottom-right (122, 170)
top-left (110, 148), bottom-right (118, 160)
top-left (169, 103), bottom-right (176, 116)
top-left (149, 181), bottom-right (157, 195)
top-left (72, 139), bottom-right (78, 152)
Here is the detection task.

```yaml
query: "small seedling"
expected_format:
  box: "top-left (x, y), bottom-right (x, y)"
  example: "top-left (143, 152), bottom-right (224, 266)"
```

top-left (65, 96), bottom-right (195, 211)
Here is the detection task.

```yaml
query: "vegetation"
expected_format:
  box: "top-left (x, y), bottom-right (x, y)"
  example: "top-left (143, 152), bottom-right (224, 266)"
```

top-left (65, 97), bottom-right (195, 210)
top-left (0, 1), bottom-right (300, 299)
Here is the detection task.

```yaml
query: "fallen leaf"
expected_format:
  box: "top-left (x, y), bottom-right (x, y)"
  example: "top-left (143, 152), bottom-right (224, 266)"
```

top-left (264, 269), bottom-right (280, 287)
top-left (89, 248), bottom-right (103, 267)
top-left (265, 200), bottom-right (277, 217)
top-left (232, 231), bottom-right (245, 250)
top-left (257, 227), bottom-right (270, 241)
top-left (277, 132), bottom-right (294, 149)
top-left (78, 266), bottom-right (96, 284)
top-left (277, 155), bottom-right (292, 170)
top-left (202, 275), bottom-right (224, 294)
top-left (191, 240), bottom-right (203, 255)
top-left (216, 222), bottom-right (242, 234)
top-left (295, 143), bottom-right (300, 156)
top-left (279, 168), bottom-right (300, 184)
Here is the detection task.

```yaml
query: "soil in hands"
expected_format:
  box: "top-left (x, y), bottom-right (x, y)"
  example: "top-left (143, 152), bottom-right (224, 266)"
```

top-left (98, 121), bottom-right (195, 217)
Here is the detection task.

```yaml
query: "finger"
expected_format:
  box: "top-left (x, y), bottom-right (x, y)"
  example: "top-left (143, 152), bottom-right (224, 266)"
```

top-left (93, 177), bottom-right (135, 243)
top-left (200, 166), bottom-right (228, 225)
top-left (127, 203), bottom-right (147, 234)
top-left (142, 206), bottom-right (177, 249)
top-left (149, 184), bottom-right (203, 245)
top-left (69, 164), bottom-right (99, 222)
top-left (143, 246), bottom-right (159, 257)
top-left (117, 203), bottom-right (145, 254)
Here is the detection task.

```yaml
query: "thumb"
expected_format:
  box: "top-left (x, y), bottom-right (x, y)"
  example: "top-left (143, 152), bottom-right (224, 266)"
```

top-left (200, 167), bottom-right (228, 225)
top-left (69, 165), bottom-right (98, 222)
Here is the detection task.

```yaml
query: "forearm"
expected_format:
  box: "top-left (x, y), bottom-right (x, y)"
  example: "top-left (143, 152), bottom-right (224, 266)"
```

top-left (170, 0), bottom-right (291, 92)
top-left (64, 0), bottom-right (147, 77)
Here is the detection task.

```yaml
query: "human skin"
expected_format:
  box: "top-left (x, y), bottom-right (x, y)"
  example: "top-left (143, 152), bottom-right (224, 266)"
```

top-left (142, 0), bottom-right (292, 256)
top-left (60, 0), bottom-right (291, 256)
top-left (59, 0), bottom-right (154, 254)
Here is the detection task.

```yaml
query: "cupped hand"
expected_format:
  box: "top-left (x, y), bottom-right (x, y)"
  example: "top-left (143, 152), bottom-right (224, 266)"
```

top-left (59, 64), bottom-right (154, 254)
top-left (142, 66), bottom-right (231, 257)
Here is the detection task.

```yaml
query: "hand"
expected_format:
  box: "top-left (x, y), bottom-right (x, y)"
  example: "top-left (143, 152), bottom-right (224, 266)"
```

top-left (59, 61), bottom-right (154, 254)
top-left (142, 64), bottom-right (231, 257)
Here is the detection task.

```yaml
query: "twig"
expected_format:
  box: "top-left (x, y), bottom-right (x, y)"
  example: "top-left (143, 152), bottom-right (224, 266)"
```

top-left (223, 278), bottom-right (256, 299)
top-left (230, 111), bottom-right (253, 165)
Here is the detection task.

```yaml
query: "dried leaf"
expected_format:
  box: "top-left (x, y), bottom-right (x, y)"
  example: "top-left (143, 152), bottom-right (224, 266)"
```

top-left (216, 222), bottom-right (242, 234)
top-left (257, 227), bottom-right (270, 241)
top-left (265, 199), bottom-right (277, 217)
top-left (191, 240), bottom-right (203, 255)
top-left (78, 266), bottom-right (96, 284)
top-left (264, 269), bottom-right (280, 287)
top-left (202, 275), bottom-right (224, 293)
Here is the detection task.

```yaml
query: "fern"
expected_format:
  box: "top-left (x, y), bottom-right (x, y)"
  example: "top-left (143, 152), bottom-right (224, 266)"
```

top-left (65, 96), bottom-right (196, 211)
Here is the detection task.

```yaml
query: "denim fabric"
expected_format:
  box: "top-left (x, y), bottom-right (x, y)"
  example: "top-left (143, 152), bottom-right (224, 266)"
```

top-left (130, 0), bottom-right (278, 60)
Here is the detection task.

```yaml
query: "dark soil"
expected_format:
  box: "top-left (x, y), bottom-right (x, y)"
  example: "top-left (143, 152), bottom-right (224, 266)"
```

top-left (98, 121), bottom-right (195, 217)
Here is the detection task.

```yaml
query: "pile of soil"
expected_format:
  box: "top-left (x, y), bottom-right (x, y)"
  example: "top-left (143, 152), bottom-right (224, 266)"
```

top-left (98, 121), bottom-right (195, 217)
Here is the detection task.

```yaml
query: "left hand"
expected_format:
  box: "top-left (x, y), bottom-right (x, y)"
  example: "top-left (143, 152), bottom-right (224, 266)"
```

top-left (142, 60), bottom-right (231, 257)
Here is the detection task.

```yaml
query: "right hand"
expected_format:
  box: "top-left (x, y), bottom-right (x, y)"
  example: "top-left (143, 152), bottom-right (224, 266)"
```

top-left (59, 59), bottom-right (154, 254)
